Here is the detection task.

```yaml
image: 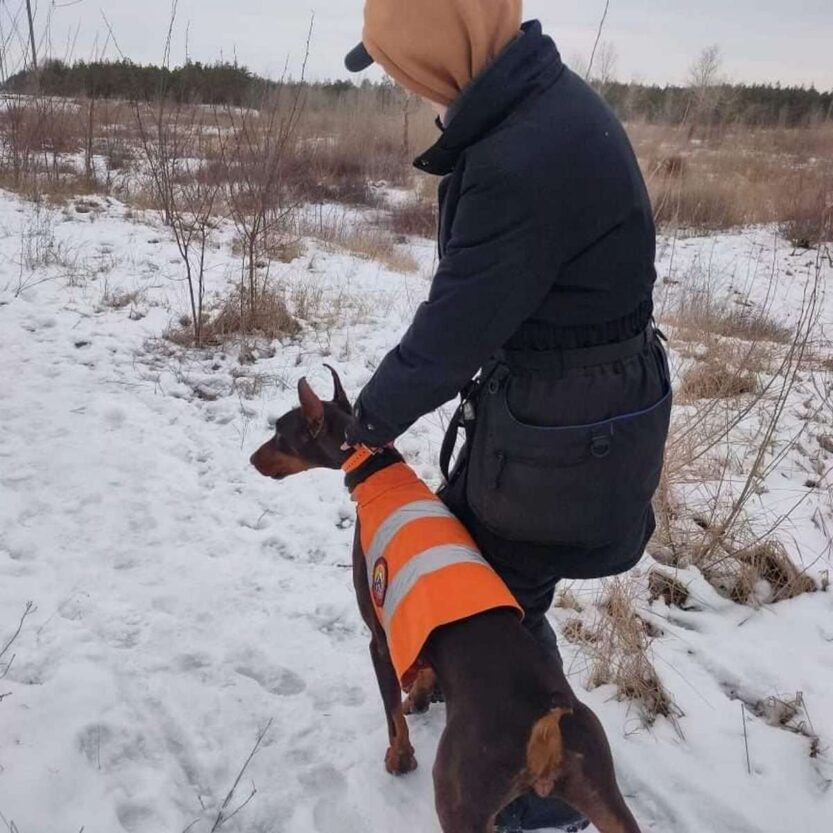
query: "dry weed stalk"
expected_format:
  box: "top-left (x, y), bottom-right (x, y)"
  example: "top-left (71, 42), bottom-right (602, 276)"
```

top-left (1, 602), bottom-right (35, 700)
top-left (577, 579), bottom-right (678, 726)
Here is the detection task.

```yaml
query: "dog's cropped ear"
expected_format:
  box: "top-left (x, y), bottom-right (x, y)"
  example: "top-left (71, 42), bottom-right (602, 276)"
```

top-left (298, 378), bottom-right (325, 437)
top-left (324, 364), bottom-right (352, 413)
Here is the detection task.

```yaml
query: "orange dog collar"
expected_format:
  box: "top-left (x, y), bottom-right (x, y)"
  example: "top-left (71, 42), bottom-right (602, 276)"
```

top-left (342, 445), bottom-right (376, 474)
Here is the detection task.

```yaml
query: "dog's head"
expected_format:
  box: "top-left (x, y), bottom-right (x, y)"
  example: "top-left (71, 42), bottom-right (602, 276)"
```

top-left (250, 365), bottom-right (353, 481)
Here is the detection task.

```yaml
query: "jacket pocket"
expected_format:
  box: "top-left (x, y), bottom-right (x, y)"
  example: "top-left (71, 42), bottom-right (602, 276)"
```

top-left (466, 375), bottom-right (672, 548)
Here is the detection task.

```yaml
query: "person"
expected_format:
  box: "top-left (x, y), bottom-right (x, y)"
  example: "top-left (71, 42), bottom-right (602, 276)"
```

top-left (343, 1), bottom-right (671, 830)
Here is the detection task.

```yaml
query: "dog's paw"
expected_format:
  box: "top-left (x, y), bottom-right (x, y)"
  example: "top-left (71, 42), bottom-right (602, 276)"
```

top-left (384, 744), bottom-right (418, 775)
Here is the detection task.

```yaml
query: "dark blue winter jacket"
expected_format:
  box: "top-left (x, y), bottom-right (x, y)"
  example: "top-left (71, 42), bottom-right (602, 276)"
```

top-left (352, 21), bottom-right (656, 445)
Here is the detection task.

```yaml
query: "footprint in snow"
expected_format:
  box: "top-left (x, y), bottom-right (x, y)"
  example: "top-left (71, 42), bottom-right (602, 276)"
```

top-left (298, 765), bottom-right (365, 833)
top-left (235, 663), bottom-right (306, 696)
top-left (116, 801), bottom-right (160, 833)
top-left (77, 722), bottom-right (113, 766)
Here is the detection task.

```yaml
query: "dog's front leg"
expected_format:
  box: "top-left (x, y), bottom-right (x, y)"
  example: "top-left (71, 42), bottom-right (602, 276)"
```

top-left (352, 524), bottom-right (417, 775)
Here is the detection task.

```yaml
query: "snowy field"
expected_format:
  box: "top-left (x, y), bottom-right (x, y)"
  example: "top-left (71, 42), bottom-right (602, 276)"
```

top-left (1, 189), bottom-right (832, 832)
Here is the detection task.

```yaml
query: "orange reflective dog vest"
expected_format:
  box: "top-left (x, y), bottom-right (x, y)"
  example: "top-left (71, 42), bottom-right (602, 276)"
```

top-left (345, 452), bottom-right (522, 687)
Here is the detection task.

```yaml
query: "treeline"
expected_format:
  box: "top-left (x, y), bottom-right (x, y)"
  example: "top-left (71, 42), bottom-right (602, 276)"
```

top-left (602, 82), bottom-right (833, 128)
top-left (3, 59), bottom-right (264, 106)
top-left (4, 59), bottom-right (832, 127)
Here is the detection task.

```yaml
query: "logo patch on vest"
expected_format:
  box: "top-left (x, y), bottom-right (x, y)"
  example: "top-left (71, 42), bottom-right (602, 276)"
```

top-left (372, 558), bottom-right (389, 608)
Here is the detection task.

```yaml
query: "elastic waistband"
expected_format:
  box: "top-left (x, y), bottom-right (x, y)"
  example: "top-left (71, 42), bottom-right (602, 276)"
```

top-left (495, 325), bottom-right (658, 374)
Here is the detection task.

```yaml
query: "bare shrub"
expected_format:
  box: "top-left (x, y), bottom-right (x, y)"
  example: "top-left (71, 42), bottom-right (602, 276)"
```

top-left (135, 97), bottom-right (220, 346)
top-left (167, 283), bottom-right (300, 347)
top-left (0, 93), bottom-right (86, 199)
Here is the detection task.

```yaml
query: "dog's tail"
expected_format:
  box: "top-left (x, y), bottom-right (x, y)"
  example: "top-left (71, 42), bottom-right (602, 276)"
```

top-left (526, 704), bottom-right (573, 798)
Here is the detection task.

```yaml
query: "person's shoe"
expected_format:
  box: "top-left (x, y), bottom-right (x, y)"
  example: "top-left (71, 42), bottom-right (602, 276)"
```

top-left (495, 819), bottom-right (589, 833)
top-left (496, 794), bottom-right (589, 831)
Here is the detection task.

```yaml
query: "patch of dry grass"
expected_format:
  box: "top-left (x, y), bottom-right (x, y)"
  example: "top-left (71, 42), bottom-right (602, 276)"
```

top-left (337, 227), bottom-right (419, 273)
top-left (384, 197), bottom-right (438, 239)
top-left (726, 541), bottom-right (818, 604)
top-left (648, 569), bottom-right (691, 607)
top-left (100, 287), bottom-right (144, 310)
top-left (678, 359), bottom-right (759, 403)
top-left (632, 121), bottom-right (833, 241)
top-left (167, 284), bottom-right (300, 347)
top-left (666, 292), bottom-right (792, 345)
top-left (300, 208), bottom-right (419, 273)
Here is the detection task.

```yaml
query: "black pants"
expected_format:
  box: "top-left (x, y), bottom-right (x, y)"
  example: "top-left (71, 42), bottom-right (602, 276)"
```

top-left (441, 476), bottom-right (583, 831)
top-left (438, 338), bottom-right (669, 829)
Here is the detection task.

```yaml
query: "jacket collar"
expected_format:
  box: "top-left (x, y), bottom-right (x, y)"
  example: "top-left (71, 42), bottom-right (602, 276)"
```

top-left (413, 20), bottom-right (564, 177)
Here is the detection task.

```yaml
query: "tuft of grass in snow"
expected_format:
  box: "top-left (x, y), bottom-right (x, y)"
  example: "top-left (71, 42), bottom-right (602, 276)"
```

top-left (678, 358), bottom-right (759, 402)
top-left (648, 569), bottom-right (691, 608)
top-left (725, 540), bottom-right (818, 605)
top-left (569, 578), bottom-right (679, 727)
top-left (100, 286), bottom-right (144, 311)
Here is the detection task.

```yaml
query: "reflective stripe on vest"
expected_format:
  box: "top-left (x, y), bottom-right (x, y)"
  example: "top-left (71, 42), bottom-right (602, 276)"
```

top-left (366, 501), bottom-right (488, 622)
top-left (365, 500), bottom-right (452, 569)
top-left (350, 462), bottom-right (523, 687)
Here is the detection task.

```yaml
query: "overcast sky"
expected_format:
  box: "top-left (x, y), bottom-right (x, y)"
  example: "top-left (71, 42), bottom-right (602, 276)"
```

top-left (4, 1), bottom-right (832, 89)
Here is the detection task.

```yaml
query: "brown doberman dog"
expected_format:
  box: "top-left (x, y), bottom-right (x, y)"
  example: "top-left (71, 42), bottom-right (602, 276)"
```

top-left (250, 368), bottom-right (642, 833)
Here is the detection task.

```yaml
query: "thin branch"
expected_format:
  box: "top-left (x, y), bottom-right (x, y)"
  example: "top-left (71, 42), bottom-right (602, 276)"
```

top-left (98, 11), bottom-right (126, 60)
top-left (209, 719), bottom-right (273, 832)
top-left (0, 602), bottom-right (34, 673)
top-left (586, 0), bottom-right (611, 81)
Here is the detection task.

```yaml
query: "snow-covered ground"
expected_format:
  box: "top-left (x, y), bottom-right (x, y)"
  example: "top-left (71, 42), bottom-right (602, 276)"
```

top-left (1, 190), bottom-right (832, 833)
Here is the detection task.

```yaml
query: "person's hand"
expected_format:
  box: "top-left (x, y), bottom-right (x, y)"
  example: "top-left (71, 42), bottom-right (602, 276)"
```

top-left (344, 400), bottom-right (398, 448)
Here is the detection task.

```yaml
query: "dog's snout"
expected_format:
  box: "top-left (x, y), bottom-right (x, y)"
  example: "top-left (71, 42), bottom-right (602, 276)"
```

top-left (250, 445), bottom-right (270, 475)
